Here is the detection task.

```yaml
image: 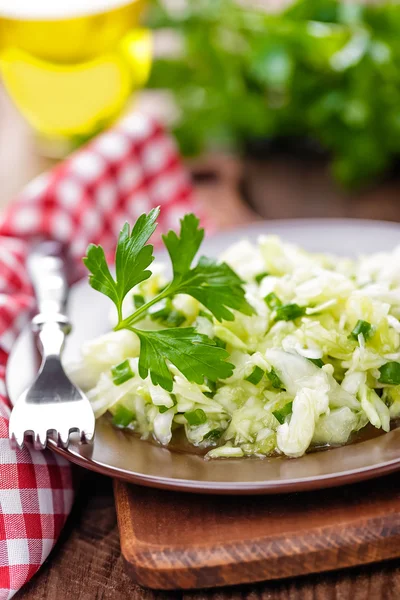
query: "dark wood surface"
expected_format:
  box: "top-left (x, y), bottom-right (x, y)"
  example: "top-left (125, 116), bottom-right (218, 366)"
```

top-left (3, 82), bottom-right (400, 598)
top-left (116, 475), bottom-right (400, 591)
top-left (15, 470), bottom-right (400, 600)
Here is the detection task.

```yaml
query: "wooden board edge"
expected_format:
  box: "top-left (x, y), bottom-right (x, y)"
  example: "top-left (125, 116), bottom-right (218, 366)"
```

top-left (120, 532), bottom-right (400, 590)
top-left (113, 480), bottom-right (400, 590)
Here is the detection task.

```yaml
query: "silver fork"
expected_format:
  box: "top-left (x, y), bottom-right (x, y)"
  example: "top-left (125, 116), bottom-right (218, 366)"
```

top-left (9, 242), bottom-right (95, 450)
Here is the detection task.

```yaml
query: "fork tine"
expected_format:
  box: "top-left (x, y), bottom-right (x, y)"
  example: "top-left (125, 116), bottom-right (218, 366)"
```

top-left (81, 429), bottom-right (95, 444)
top-left (33, 430), bottom-right (48, 451)
top-left (58, 429), bottom-right (70, 449)
top-left (10, 430), bottom-right (25, 450)
top-left (47, 429), bottom-right (57, 443)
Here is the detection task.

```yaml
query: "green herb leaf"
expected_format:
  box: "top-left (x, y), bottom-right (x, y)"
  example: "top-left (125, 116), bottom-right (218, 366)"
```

top-left (176, 257), bottom-right (254, 322)
top-left (84, 209), bottom-right (252, 391)
top-left (163, 215), bottom-right (255, 322)
top-left (135, 327), bottom-right (234, 392)
top-left (133, 294), bottom-right (146, 308)
top-left (112, 405), bottom-right (135, 427)
top-left (350, 319), bottom-right (373, 341)
top-left (264, 292), bottom-right (282, 310)
top-left (185, 408), bottom-right (207, 426)
top-left (379, 362), bottom-right (400, 385)
top-left (245, 366), bottom-right (265, 385)
top-left (82, 244), bottom-right (119, 308)
top-left (147, 0), bottom-right (397, 188)
top-left (162, 213), bottom-right (205, 278)
top-left (111, 360), bottom-right (135, 386)
top-left (273, 401), bottom-right (293, 424)
top-left (275, 303), bottom-right (306, 322)
top-left (84, 207), bottom-right (159, 318)
top-left (158, 405), bottom-right (171, 413)
top-left (267, 368), bottom-right (284, 389)
top-left (255, 271), bottom-right (269, 284)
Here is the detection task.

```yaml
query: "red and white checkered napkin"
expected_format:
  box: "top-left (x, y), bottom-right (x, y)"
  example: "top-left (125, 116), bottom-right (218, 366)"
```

top-left (0, 113), bottom-right (196, 599)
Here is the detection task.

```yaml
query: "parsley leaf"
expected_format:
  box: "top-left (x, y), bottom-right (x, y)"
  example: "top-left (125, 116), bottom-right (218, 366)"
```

top-left (82, 244), bottom-right (119, 307)
top-left (163, 214), bottom-right (254, 321)
top-left (162, 213), bottom-right (204, 277)
top-left (84, 208), bottom-right (250, 391)
top-left (84, 207), bottom-right (159, 319)
top-left (135, 327), bottom-right (234, 392)
top-left (177, 257), bottom-right (254, 321)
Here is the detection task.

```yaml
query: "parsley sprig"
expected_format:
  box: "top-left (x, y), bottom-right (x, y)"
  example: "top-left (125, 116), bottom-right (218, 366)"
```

top-left (84, 208), bottom-right (254, 391)
top-left (84, 208), bottom-right (158, 323)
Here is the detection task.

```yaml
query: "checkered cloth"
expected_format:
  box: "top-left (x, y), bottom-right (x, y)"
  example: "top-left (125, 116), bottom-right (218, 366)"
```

top-left (0, 113), bottom-right (195, 599)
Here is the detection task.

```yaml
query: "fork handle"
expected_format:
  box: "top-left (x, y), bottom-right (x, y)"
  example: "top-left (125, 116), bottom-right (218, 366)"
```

top-left (27, 241), bottom-right (70, 327)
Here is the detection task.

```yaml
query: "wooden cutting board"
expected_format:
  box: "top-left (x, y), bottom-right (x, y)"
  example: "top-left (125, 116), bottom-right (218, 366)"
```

top-left (114, 473), bottom-right (400, 590)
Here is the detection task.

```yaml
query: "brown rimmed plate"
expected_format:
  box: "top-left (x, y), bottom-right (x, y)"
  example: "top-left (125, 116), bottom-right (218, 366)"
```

top-left (7, 219), bottom-right (400, 494)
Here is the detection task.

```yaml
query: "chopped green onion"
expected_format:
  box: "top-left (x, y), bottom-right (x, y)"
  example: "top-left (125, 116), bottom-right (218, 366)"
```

top-left (255, 271), bottom-right (269, 284)
top-left (308, 358), bottom-right (324, 368)
top-left (267, 368), bottom-right (284, 389)
top-left (245, 366), bottom-right (265, 385)
top-left (205, 378), bottom-right (217, 392)
top-left (204, 378), bottom-right (217, 396)
top-left (111, 360), bottom-right (134, 386)
top-left (159, 395), bottom-right (177, 413)
top-left (264, 292), bottom-right (282, 310)
top-left (112, 405), bottom-right (135, 427)
top-left (184, 408), bottom-right (207, 426)
top-left (133, 294), bottom-right (145, 308)
top-left (379, 362), bottom-right (400, 385)
top-left (273, 401), bottom-right (293, 425)
top-left (166, 310), bottom-right (186, 327)
top-left (150, 305), bottom-right (170, 320)
top-left (151, 305), bottom-right (186, 327)
top-left (275, 303), bottom-right (306, 322)
top-left (213, 336), bottom-right (227, 349)
top-left (199, 310), bottom-right (213, 322)
top-left (349, 319), bottom-right (373, 341)
top-left (203, 429), bottom-right (223, 441)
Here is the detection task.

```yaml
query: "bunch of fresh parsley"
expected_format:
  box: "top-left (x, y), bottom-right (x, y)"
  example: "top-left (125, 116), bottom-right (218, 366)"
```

top-left (146, 0), bottom-right (400, 187)
top-left (84, 208), bottom-right (253, 391)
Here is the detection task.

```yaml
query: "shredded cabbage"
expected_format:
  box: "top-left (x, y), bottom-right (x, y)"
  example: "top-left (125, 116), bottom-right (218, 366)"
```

top-left (69, 236), bottom-right (400, 459)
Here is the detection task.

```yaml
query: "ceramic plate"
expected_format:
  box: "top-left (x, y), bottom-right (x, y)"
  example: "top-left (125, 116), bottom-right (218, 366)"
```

top-left (7, 219), bottom-right (400, 494)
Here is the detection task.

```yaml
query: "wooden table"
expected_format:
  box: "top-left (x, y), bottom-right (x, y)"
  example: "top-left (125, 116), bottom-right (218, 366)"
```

top-left (3, 84), bottom-right (400, 600)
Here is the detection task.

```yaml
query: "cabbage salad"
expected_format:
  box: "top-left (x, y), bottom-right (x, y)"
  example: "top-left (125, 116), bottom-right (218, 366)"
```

top-left (69, 209), bottom-right (400, 459)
